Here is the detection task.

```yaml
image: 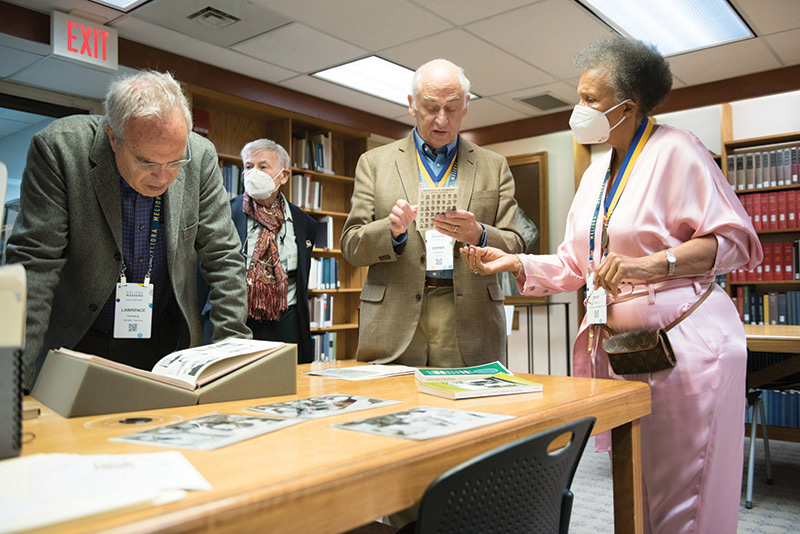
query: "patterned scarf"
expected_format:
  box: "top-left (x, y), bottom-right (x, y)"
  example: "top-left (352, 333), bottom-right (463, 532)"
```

top-left (242, 193), bottom-right (287, 321)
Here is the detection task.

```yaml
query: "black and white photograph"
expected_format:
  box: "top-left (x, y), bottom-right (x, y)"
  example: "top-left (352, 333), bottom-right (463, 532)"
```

top-left (247, 394), bottom-right (401, 419)
top-left (110, 413), bottom-right (302, 450)
top-left (333, 406), bottom-right (513, 440)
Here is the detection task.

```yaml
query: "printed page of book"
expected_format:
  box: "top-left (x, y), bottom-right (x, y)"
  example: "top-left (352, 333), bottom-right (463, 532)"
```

top-left (416, 187), bottom-right (458, 231)
top-left (0, 451), bottom-right (208, 533)
top-left (247, 394), bottom-right (401, 419)
top-left (110, 413), bottom-right (301, 450)
top-left (54, 347), bottom-right (194, 390)
top-left (150, 339), bottom-right (284, 389)
top-left (333, 406), bottom-right (514, 440)
top-left (303, 364), bottom-right (416, 381)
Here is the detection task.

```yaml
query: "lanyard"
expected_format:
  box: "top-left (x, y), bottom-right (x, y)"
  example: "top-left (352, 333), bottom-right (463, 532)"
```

top-left (119, 195), bottom-right (162, 285)
top-left (588, 118), bottom-right (654, 269)
top-left (416, 144), bottom-right (457, 188)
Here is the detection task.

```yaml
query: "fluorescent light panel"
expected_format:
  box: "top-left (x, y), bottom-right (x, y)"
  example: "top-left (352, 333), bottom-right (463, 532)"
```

top-left (579, 0), bottom-right (753, 56)
top-left (89, 0), bottom-right (150, 13)
top-left (313, 56), bottom-right (478, 107)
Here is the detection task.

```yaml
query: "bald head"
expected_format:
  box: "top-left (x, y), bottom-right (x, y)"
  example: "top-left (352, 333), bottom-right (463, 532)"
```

top-left (408, 59), bottom-right (471, 149)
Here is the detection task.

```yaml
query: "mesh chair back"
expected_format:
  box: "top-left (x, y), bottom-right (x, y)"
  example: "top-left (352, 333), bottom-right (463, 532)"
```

top-left (414, 417), bottom-right (595, 534)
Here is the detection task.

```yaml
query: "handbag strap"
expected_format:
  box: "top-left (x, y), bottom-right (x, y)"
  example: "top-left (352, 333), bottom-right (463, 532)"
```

top-left (663, 283), bottom-right (715, 332)
top-left (599, 283), bottom-right (715, 336)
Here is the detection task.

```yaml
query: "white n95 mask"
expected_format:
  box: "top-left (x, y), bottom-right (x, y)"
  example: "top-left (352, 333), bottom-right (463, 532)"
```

top-left (568, 99), bottom-right (630, 144)
top-left (244, 167), bottom-right (283, 199)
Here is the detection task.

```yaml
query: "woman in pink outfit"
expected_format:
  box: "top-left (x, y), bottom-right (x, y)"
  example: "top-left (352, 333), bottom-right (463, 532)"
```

top-left (462, 36), bottom-right (761, 534)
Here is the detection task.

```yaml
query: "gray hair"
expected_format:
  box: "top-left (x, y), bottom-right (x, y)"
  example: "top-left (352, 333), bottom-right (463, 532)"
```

top-left (105, 70), bottom-right (193, 142)
top-left (241, 139), bottom-right (291, 170)
top-left (410, 59), bottom-right (471, 110)
top-left (574, 36), bottom-right (672, 117)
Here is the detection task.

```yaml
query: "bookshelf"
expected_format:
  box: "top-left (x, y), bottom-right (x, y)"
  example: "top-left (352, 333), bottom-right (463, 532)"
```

top-left (187, 84), bottom-right (370, 361)
top-left (721, 106), bottom-right (800, 441)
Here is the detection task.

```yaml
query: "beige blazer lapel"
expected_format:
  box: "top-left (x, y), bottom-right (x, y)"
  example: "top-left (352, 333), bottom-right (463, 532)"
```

top-left (456, 136), bottom-right (477, 211)
top-left (395, 135), bottom-right (419, 205)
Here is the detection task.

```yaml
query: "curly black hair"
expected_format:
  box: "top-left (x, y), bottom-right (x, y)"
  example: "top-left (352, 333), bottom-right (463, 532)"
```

top-left (575, 36), bottom-right (673, 117)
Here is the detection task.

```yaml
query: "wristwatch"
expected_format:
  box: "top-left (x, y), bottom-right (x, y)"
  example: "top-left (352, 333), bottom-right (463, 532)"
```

top-left (664, 249), bottom-right (676, 276)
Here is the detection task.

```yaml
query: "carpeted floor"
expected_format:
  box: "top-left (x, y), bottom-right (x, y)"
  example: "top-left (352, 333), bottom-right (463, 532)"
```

top-left (568, 436), bottom-right (800, 533)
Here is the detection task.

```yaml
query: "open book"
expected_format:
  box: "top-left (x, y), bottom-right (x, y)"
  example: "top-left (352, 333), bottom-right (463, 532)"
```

top-left (54, 339), bottom-right (285, 391)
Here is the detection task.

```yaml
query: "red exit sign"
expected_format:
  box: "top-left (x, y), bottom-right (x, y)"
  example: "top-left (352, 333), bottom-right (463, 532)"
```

top-left (51, 11), bottom-right (118, 71)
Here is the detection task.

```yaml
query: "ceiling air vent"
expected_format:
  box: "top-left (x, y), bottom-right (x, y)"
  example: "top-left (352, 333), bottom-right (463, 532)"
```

top-left (517, 93), bottom-right (571, 111)
top-left (187, 7), bottom-right (240, 30)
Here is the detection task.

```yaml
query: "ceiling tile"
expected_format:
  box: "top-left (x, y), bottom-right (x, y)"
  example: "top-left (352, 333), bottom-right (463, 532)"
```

top-left (763, 28), bottom-right (800, 67)
top-left (232, 23), bottom-right (366, 74)
top-left (733, 0), bottom-right (800, 35)
top-left (412, 0), bottom-right (537, 26)
top-left (111, 17), bottom-right (297, 82)
top-left (382, 28), bottom-right (554, 96)
top-left (129, 0), bottom-right (293, 48)
top-left (0, 45), bottom-right (46, 78)
top-left (465, 0), bottom-right (613, 80)
top-left (280, 75), bottom-right (411, 118)
top-left (254, 0), bottom-right (452, 51)
top-left (460, 97), bottom-right (528, 129)
top-left (668, 38), bottom-right (782, 85)
top-left (492, 81), bottom-right (579, 116)
top-left (10, 57), bottom-right (138, 99)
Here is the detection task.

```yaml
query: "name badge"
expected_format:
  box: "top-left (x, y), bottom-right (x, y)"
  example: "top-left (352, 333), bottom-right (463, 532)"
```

top-left (585, 273), bottom-right (607, 325)
top-left (114, 282), bottom-right (154, 339)
top-left (425, 230), bottom-right (454, 271)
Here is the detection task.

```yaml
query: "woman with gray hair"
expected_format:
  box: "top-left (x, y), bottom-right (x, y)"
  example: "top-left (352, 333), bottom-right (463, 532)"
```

top-left (462, 36), bottom-right (761, 533)
top-left (201, 138), bottom-right (318, 363)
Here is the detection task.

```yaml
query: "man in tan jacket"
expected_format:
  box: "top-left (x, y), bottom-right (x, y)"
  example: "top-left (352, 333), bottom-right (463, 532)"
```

top-left (341, 59), bottom-right (523, 368)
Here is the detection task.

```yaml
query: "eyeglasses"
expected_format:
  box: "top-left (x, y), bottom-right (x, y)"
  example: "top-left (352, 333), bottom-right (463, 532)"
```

top-left (129, 143), bottom-right (192, 171)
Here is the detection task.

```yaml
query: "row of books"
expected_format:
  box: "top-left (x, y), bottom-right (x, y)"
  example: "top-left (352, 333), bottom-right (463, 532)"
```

top-left (309, 294), bottom-right (333, 328)
top-left (738, 189), bottom-right (800, 231)
top-left (730, 240), bottom-right (799, 282)
top-left (727, 146), bottom-right (799, 190)
top-left (292, 131), bottom-right (333, 175)
top-left (733, 287), bottom-right (800, 325)
top-left (221, 164), bottom-right (243, 199)
top-left (290, 173), bottom-right (323, 210)
top-left (309, 257), bottom-right (340, 290)
top-left (745, 389), bottom-right (800, 429)
top-left (312, 332), bottom-right (337, 362)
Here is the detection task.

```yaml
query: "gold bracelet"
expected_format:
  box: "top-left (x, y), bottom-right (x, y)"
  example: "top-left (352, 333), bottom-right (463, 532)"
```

top-left (512, 254), bottom-right (523, 278)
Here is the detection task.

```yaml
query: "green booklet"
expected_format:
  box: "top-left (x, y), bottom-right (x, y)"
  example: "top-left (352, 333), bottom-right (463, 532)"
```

top-left (414, 361), bottom-right (511, 383)
top-left (417, 373), bottom-right (543, 400)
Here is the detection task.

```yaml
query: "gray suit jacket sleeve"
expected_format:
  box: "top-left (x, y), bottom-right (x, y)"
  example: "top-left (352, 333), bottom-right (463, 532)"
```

top-left (180, 134), bottom-right (251, 344)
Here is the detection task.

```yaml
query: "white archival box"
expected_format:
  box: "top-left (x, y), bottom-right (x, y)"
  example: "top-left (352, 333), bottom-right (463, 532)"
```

top-left (0, 161), bottom-right (26, 347)
top-left (1, 160), bottom-right (25, 460)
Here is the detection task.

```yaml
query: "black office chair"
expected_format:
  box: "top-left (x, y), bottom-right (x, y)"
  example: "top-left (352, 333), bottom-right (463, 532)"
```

top-left (397, 416), bottom-right (595, 534)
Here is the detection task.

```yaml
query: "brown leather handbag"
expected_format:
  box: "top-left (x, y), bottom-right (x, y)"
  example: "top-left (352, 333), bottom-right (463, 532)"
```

top-left (601, 284), bottom-right (714, 375)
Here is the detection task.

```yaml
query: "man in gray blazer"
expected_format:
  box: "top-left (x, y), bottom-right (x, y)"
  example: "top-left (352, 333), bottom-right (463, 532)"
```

top-left (341, 59), bottom-right (524, 369)
top-left (7, 70), bottom-right (250, 392)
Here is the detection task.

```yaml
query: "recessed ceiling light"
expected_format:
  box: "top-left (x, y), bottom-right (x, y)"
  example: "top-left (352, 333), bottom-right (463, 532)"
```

top-left (577, 0), bottom-right (753, 56)
top-left (89, 0), bottom-right (150, 13)
top-left (313, 56), bottom-right (478, 107)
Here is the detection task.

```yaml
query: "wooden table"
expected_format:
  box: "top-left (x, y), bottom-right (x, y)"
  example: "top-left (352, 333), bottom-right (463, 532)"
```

top-left (21, 362), bottom-right (650, 534)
